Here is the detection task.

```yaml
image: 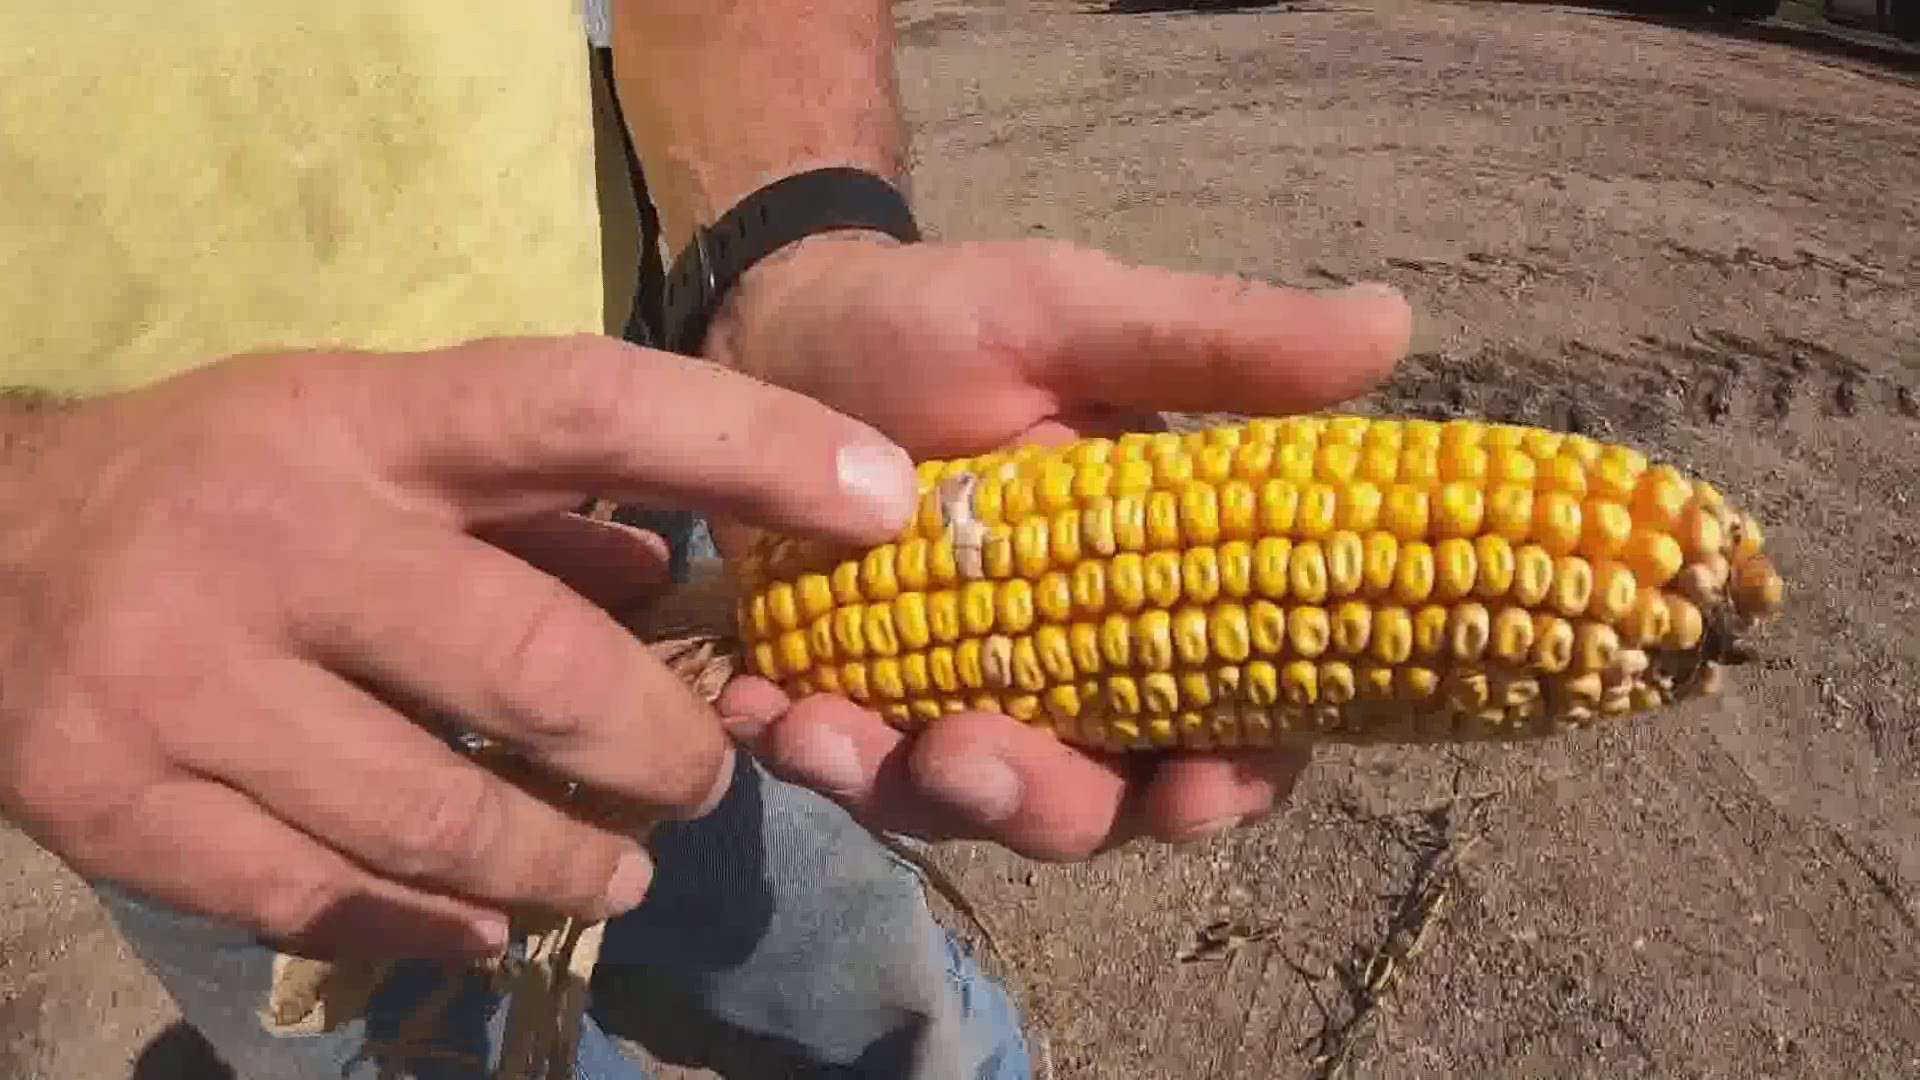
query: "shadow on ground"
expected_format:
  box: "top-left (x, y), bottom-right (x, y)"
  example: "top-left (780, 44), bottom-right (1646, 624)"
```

top-left (1457, 0), bottom-right (1920, 73)
top-left (130, 1022), bottom-right (233, 1080)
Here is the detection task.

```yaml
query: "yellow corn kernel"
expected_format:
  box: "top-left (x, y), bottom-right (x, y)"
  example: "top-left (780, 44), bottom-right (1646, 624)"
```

top-left (1072, 462), bottom-right (1112, 502)
top-left (1273, 442), bottom-right (1315, 483)
top-left (1589, 562), bottom-right (1638, 621)
top-left (1488, 448), bottom-right (1538, 487)
top-left (1447, 603), bottom-right (1492, 661)
top-left (1281, 660), bottom-right (1319, 705)
top-left (1621, 531), bottom-right (1684, 587)
top-left (1677, 505), bottom-right (1724, 560)
top-left (997, 579), bottom-right (1035, 634)
top-left (1578, 500), bottom-right (1632, 561)
top-left (1534, 491), bottom-right (1583, 555)
top-left (895, 593), bottom-right (932, 650)
top-left (1371, 606), bottom-right (1414, 663)
top-left (1289, 605), bottom-right (1331, 658)
top-left (1179, 670), bottom-right (1215, 708)
top-left (773, 630), bottom-right (810, 678)
top-left (1441, 443), bottom-right (1490, 485)
top-left (1472, 535), bottom-right (1515, 599)
top-left (1573, 622), bottom-right (1620, 674)
top-left (1067, 624), bottom-right (1101, 675)
top-left (1195, 445), bottom-right (1234, 484)
top-left (1434, 537), bottom-right (1478, 601)
top-left (1362, 531), bottom-right (1399, 594)
top-left (1509, 544), bottom-right (1551, 606)
top-left (901, 653), bottom-right (932, 695)
top-left (1383, 485), bottom-right (1432, 539)
top-left (1394, 541), bottom-right (1436, 604)
top-left (1034, 626), bottom-right (1075, 682)
top-left (1034, 573), bottom-right (1074, 622)
top-left (1399, 444), bottom-right (1440, 487)
top-left (872, 657), bottom-right (906, 698)
top-left (1632, 466), bottom-right (1692, 533)
top-left (1113, 494), bottom-right (1147, 551)
top-left (1487, 485), bottom-right (1533, 540)
top-left (1436, 482), bottom-right (1486, 539)
top-left (1326, 531), bottom-right (1366, 596)
top-left (1142, 672), bottom-right (1181, 716)
top-left (1109, 552), bottom-right (1146, 610)
top-left (1331, 600), bottom-right (1372, 655)
top-left (1182, 547), bottom-right (1221, 604)
top-left (1360, 445), bottom-right (1399, 486)
top-left (1298, 484), bottom-right (1339, 538)
top-left (1313, 441), bottom-right (1360, 486)
top-left (1291, 541), bottom-right (1330, 604)
top-left (1107, 675), bottom-right (1143, 716)
top-left (1144, 550), bottom-right (1184, 608)
top-left (1212, 604), bottom-right (1253, 662)
top-left (1220, 541), bottom-right (1254, 599)
top-left (1490, 606), bottom-right (1535, 662)
top-left (1179, 482), bottom-right (1221, 545)
top-left (981, 527), bottom-right (1014, 578)
top-left (1539, 454), bottom-right (1588, 496)
top-left (1050, 509), bottom-right (1083, 566)
top-left (1145, 490), bottom-right (1181, 548)
top-left (1259, 479), bottom-right (1300, 533)
top-left (1245, 661), bottom-right (1280, 705)
top-left (1173, 607), bottom-right (1211, 665)
top-left (1665, 597), bottom-right (1704, 650)
top-left (807, 617), bottom-right (837, 666)
top-left (1135, 610), bottom-right (1175, 670)
top-left (1220, 482), bottom-right (1257, 540)
top-left (927, 590), bottom-right (960, 644)
top-left (1443, 669), bottom-right (1491, 712)
top-left (839, 661), bottom-right (872, 702)
top-left (1618, 588), bottom-right (1671, 647)
top-left (961, 580), bottom-right (997, 636)
top-left (1398, 665), bottom-right (1440, 701)
top-left (1734, 514), bottom-right (1765, 560)
top-left (1098, 615), bottom-right (1131, 668)
top-left (1550, 555), bottom-right (1594, 617)
top-left (1531, 615), bottom-right (1575, 673)
top-left (1066, 438), bottom-right (1113, 467)
top-left (929, 647), bottom-right (959, 692)
top-left (1113, 460), bottom-right (1154, 498)
top-left (1413, 605), bottom-right (1450, 656)
top-left (1358, 664), bottom-right (1397, 700)
top-left (1249, 601), bottom-right (1286, 654)
top-left (794, 573), bottom-right (836, 622)
top-left (1232, 442), bottom-right (1273, 481)
top-left (1254, 537), bottom-right (1292, 599)
top-left (1320, 661), bottom-right (1357, 705)
top-left (1070, 560), bottom-right (1108, 615)
top-left (764, 583), bottom-right (802, 633)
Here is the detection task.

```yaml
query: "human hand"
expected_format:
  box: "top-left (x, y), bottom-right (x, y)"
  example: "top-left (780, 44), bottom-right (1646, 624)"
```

top-left (701, 233), bottom-right (1412, 859)
top-left (0, 336), bottom-right (917, 960)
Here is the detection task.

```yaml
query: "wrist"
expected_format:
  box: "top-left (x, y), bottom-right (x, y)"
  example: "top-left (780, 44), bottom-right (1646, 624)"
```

top-left (700, 229), bottom-right (901, 374)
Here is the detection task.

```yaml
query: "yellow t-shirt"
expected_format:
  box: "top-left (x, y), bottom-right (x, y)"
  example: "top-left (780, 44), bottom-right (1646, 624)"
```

top-left (0, 1), bottom-right (624, 396)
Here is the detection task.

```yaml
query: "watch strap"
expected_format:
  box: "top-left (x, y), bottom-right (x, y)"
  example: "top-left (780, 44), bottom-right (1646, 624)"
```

top-left (659, 167), bottom-right (920, 356)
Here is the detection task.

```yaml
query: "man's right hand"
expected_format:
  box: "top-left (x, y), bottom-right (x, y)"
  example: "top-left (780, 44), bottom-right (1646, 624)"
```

top-left (0, 335), bottom-right (918, 962)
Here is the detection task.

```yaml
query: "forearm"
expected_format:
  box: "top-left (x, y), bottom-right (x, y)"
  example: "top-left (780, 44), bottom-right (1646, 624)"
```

top-left (606, 0), bottom-right (908, 255)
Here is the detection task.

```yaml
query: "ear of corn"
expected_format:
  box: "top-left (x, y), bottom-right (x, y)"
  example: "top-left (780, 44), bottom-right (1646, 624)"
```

top-left (731, 415), bottom-right (1785, 752)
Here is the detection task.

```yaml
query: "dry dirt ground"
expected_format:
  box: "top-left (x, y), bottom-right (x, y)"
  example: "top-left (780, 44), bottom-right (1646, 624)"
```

top-left (5, 0), bottom-right (1919, 1077)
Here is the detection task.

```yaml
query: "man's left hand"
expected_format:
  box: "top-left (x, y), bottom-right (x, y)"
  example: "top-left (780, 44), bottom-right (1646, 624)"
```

top-left (700, 232), bottom-right (1413, 861)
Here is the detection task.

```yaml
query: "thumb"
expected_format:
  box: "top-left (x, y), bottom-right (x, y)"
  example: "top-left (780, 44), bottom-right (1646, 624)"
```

top-left (1028, 249), bottom-right (1413, 415)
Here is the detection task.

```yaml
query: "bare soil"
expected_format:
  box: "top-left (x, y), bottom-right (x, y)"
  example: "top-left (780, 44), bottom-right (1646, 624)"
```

top-left (5, 1), bottom-right (1918, 1077)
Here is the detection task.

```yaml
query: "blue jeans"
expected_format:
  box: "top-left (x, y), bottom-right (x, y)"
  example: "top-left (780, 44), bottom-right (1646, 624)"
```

top-left (97, 511), bottom-right (1031, 1080)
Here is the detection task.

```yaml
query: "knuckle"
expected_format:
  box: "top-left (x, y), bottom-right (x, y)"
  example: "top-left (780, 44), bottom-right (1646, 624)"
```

top-left (388, 770), bottom-right (498, 879)
top-left (253, 871), bottom-right (347, 943)
top-left (491, 586), bottom-right (612, 740)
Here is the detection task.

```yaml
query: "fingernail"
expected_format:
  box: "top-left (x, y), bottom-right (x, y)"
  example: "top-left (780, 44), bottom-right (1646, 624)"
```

top-left (919, 753), bottom-right (1022, 823)
top-left (837, 439), bottom-right (917, 533)
top-left (601, 847), bottom-right (653, 916)
top-left (694, 742), bottom-right (737, 817)
top-left (1171, 814), bottom-right (1245, 845)
top-left (471, 916), bottom-right (511, 955)
top-left (788, 727), bottom-right (867, 795)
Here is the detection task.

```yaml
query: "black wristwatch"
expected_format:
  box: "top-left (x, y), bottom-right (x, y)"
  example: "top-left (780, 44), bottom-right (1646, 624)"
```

top-left (658, 167), bottom-right (921, 357)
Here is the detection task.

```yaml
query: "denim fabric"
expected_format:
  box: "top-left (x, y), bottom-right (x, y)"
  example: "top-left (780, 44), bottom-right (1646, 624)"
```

top-left (94, 513), bottom-right (1032, 1080)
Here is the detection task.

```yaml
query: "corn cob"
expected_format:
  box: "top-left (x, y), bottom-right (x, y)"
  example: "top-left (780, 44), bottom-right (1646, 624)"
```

top-left (731, 415), bottom-right (1785, 752)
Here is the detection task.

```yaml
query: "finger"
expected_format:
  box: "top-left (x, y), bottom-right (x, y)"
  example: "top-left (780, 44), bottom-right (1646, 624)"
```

top-left (1139, 749), bottom-right (1313, 843)
top-left (341, 335), bottom-right (918, 542)
top-left (68, 774), bottom-right (509, 961)
top-left (161, 649), bottom-right (653, 922)
top-left (477, 510), bottom-right (672, 613)
top-left (289, 512), bottom-right (734, 823)
top-left (739, 697), bottom-right (1138, 862)
top-left (1030, 254), bottom-right (1412, 414)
